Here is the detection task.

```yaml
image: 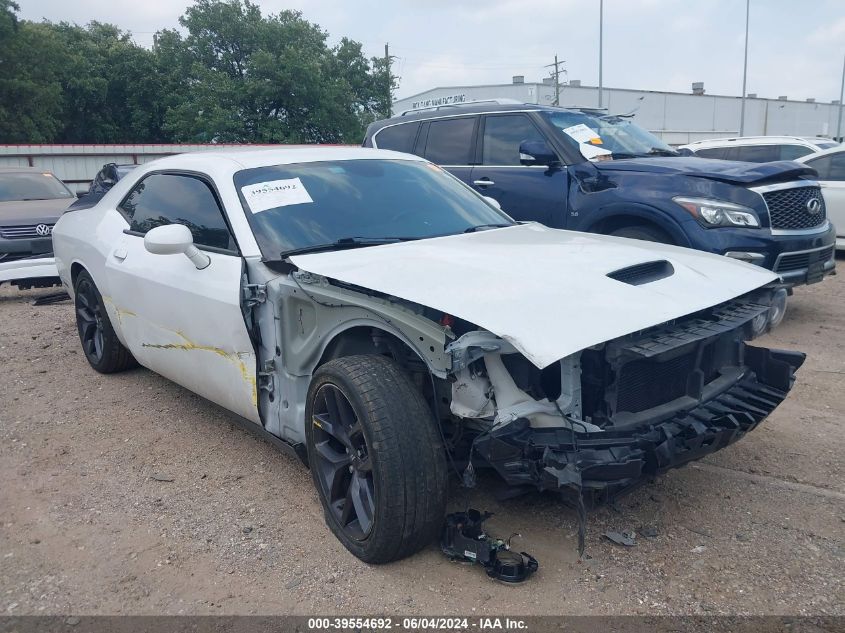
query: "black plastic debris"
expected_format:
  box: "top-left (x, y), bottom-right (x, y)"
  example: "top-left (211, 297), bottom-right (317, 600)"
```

top-left (604, 530), bottom-right (636, 547)
top-left (441, 509), bottom-right (538, 583)
top-left (32, 292), bottom-right (70, 306)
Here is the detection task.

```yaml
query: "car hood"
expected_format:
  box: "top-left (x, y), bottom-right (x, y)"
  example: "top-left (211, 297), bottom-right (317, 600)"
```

top-left (290, 224), bottom-right (777, 369)
top-left (595, 156), bottom-right (817, 185)
top-left (0, 198), bottom-right (73, 223)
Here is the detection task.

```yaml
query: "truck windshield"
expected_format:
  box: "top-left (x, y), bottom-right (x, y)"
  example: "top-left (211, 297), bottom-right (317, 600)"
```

top-left (0, 172), bottom-right (73, 202)
top-left (542, 111), bottom-right (678, 160)
top-left (234, 159), bottom-right (514, 259)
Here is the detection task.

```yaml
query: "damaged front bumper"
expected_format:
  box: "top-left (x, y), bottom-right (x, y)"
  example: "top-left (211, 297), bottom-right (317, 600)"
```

top-left (0, 254), bottom-right (59, 286)
top-left (473, 345), bottom-right (805, 500)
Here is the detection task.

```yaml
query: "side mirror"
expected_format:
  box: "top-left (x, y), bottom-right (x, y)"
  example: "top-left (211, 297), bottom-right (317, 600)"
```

top-left (483, 196), bottom-right (502, 210)
top-left (143, 224), bottom-right (210, 270)
top-left (519, 140), bottom-right (558, 166)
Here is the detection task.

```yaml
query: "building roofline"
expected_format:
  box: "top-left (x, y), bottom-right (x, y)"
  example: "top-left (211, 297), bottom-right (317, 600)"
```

top-left (395, 83), bottom-right (840, 106)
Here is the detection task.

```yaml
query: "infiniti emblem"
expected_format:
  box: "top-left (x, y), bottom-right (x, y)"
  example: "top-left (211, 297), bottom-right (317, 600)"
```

top-left (806, 198), bottom-right (822, 214)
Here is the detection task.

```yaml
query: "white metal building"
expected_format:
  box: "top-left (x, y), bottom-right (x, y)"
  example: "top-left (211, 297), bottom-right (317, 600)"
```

top-left (392, 79), bottom-right (844, 146)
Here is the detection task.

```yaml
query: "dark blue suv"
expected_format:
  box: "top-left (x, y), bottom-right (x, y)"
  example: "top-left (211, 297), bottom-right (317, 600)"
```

top-left (363, 103), bottom-right (836, 287)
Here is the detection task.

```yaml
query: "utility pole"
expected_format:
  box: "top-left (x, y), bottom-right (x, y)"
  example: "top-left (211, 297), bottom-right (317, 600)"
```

top-left (837, 53), bottom-right (845, 141)
top-left (739, 0), bottom-right (750, 135)
top-left (545, 56), bottom-right (564, 106)
top-left (598, 0), bottom-right (604, 108)
top-left (384, 43), bottom-right (392, 118)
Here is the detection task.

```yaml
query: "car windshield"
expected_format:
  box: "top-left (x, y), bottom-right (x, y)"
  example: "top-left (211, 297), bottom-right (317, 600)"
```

top-left (233, 159), bottom-right (514, 258)
top-left (542, 111), bottom-right (678, 160)
top-left (0, 172), bottom-right (73, 202)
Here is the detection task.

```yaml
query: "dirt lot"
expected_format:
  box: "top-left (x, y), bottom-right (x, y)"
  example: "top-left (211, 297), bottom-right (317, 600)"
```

top-left (1, 263), bottom-right (844, 616)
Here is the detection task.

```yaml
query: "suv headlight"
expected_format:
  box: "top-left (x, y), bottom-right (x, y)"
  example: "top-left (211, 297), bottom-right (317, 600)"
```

top-left (673, 196), bottom-right (760, 228)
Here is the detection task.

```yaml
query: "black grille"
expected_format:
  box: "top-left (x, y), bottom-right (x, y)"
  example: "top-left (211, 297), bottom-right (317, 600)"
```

top-left (774, 246), bottom-right (835, 273)
top-left (607, 260), bottom-right (674, 285)
top-left (762, 186), bottom-right (826, 230)
top-left (616, 353), bottom-right (696, 414)
top-left (0, 224), bottom-right (54, 239)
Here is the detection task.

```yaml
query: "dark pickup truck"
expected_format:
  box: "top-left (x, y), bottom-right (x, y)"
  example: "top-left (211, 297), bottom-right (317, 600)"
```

top-left (364, 102), bottom-right (836, 289)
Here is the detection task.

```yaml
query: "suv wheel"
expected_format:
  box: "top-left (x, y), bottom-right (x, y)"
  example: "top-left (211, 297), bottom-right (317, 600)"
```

top-left (305, 355), bottom-right (447, 563)
top-left (610, 225), bottom-right (672, 244)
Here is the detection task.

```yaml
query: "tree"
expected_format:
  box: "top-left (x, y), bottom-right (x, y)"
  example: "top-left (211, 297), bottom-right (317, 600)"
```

top-left (0, 0), bottom-right (397, 144)
top-left (162, 0), bottom-right (397, 143)
top-left (0, 1), bottom-right (64, 142)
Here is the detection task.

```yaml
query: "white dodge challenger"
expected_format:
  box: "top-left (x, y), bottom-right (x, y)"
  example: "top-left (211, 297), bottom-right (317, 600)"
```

top-left (52, 147), bottom-right (803, 563)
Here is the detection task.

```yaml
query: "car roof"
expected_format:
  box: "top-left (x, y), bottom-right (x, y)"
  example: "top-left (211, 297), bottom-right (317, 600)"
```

top-left (136, 146), bottom-right (425, 174)
top-left (795, 144), bottom-right (845, 163)
top-left (682, 135), bottom-right (820, 149)
top-left (367, 102), bottom-right (576, 133)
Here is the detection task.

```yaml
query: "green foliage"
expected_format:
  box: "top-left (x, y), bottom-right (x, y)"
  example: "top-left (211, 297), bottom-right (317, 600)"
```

top-left (0, 0), bottom-right (396, 144)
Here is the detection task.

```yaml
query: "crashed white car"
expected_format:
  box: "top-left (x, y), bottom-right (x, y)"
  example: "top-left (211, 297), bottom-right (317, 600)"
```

top-left (52, 147), bottom-right (804, 563)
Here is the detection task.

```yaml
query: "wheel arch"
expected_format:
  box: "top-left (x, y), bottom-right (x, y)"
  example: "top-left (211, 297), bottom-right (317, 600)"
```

top-left (586, 203), bottom-right (691, 247)
top-left (314, 321), bottom-right (438, 376)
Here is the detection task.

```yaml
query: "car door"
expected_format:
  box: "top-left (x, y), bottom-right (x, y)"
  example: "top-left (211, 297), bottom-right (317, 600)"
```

top-left (469, 113), bottom-right (568, 227)
top-left (104, 172), bottom-right (260, 424)
top-left (807, 152), bottom-right (845, 241)
top-left (416, 116), bottom-right (477, 186)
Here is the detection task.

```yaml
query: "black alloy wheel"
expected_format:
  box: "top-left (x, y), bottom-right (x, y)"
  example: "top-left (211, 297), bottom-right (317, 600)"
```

top-left (311, 383), bottom-right (376, 539)
top-left (75, 276), bottom-right (105, 364)
top-left (305, 355), bottom-right (448, 563)
top-left (73, 270), bottom-right (136, 373)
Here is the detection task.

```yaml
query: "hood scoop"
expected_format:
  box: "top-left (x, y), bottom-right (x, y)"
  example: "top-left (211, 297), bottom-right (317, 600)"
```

top-left (607, 260), bottom-right (674, 286)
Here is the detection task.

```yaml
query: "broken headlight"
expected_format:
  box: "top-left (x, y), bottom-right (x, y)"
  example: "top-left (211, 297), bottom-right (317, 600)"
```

top-left (673, 196), bottom-right (760, 228)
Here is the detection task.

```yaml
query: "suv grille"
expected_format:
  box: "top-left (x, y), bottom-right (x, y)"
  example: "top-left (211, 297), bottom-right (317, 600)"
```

top-left (762, 186), bottom-right (826, 230)
top-left (0, 224), bottom-right (54, 239)
top-left (774, 246), bottom-right (835, 273)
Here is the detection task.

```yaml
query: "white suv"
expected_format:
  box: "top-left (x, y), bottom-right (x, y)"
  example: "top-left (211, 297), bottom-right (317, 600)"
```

top-left (680, 136), bottom-right (839, 162)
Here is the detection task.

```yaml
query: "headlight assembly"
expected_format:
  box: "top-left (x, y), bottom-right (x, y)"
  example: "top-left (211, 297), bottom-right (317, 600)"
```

top-left (673, 196), bottom-right (760, 228)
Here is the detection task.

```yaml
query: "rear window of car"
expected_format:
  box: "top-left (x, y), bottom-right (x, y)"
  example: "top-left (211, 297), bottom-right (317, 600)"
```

top-left (692, 147), bottom-right (730, 159)
top-left (806, 152), bottom-right (845, 181)
top-left (0, 172), bottom-right (73, 202)
top-left (727, 145), bottom-right (780, 162)
top-left (422, 117), bottom-right (476, 165)
top-left (374, 122), bottom-right (420, 154)
top-left (778, 145), bottom-right (813, 160)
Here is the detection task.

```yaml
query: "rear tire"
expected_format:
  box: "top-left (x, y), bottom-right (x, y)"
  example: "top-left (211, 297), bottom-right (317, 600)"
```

top-left (73, 270), bottom-right (136, 373)
top-left (609, 225), bottom-right (672, 244)
top-left (305, 355), bottom-right (448, 563)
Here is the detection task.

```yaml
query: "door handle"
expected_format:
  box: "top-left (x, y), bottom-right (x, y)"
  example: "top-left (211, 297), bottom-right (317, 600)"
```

top-left (473, 179), bottom-right (495, 187)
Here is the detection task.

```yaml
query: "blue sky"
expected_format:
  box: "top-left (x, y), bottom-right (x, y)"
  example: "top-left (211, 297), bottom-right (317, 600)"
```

top-left (19, 0), bottom-right (845, 102)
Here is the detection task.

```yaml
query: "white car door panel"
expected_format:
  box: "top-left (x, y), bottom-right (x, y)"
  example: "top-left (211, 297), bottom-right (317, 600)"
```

top-left (820, 181), bottom-right (845, 239)
top-left (104, 234), bottom-right (259, 423)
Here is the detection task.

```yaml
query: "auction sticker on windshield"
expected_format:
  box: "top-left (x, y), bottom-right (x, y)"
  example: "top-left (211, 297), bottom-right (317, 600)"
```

top-left (241, 177), bottom-right (314, 213)
top-left (563, 123), bottom-right (602, 144)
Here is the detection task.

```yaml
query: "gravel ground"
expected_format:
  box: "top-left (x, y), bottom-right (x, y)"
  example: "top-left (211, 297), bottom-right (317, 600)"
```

top-left (1, 262), bottom-right (844, 616)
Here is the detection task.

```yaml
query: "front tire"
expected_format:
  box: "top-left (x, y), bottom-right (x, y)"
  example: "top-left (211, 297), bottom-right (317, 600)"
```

top-left (609, 224), bottom-right (672, 244)
top-left (73, 270), bottom-right (136, 373)
top-left (305, 355), bottom-right (448, 563)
